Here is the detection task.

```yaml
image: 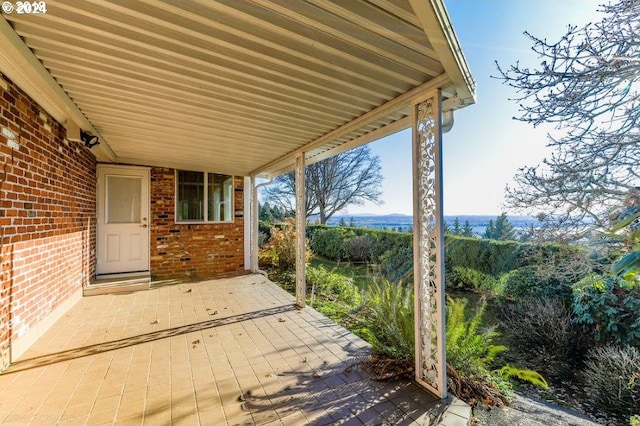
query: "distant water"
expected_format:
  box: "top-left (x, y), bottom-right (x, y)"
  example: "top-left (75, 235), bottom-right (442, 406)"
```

top-left (316, 214), bottom-right (542, 237)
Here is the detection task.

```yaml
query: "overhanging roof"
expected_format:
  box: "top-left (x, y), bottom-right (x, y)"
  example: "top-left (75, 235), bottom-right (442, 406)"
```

top-left (0, 0), bottom-right (475, 178)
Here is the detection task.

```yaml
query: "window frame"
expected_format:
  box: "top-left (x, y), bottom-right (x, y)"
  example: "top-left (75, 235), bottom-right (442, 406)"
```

top-left (174, 170), bottom-right (235, 224)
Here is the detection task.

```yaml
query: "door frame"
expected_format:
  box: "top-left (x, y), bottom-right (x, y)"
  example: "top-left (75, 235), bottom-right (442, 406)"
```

top-left (96, 164), bottom-right (151, 277)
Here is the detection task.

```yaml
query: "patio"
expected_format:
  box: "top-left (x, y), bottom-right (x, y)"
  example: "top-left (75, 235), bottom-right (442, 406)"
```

top-left (0, 275), bottom-right (469, 426)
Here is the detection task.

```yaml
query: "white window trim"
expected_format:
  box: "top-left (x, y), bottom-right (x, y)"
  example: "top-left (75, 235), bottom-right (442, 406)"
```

top-left (175, 170), bottom-right (235, 224)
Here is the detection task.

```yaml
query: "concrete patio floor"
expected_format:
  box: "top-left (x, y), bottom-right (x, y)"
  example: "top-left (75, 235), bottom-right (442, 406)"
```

top-left (0, 275), bottom-right (469, 425)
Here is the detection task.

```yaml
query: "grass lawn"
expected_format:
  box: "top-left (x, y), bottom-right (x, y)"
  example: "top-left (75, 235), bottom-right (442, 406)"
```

top-left (310, 256), bottom-right (375, 289)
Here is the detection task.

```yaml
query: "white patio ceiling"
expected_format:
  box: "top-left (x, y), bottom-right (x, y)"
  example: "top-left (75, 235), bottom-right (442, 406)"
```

top-left (0, 0), bottom-right (475, 178)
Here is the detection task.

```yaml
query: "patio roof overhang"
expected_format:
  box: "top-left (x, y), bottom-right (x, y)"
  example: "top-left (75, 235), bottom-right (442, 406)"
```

top-left (0, 0), bottom-right (474, 178)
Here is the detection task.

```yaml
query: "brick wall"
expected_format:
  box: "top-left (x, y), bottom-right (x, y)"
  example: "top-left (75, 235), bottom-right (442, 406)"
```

top-left (0, 74), bottom-right (96, 370)
top-left (150, 168), bottom-right (245, 280)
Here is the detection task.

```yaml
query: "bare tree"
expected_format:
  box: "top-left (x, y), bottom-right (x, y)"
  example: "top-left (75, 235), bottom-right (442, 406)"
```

top-left (262, 145), bottom-right (383, 224)
top-left (496, 0), bottom-right (640, 239)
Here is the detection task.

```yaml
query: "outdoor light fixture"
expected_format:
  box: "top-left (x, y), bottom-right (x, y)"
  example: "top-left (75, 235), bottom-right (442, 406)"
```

top-left (80, 129), bottom-right (99, 148)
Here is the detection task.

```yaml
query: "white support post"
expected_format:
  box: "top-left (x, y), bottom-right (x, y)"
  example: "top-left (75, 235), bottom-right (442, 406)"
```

top-left (412, 90), bottom-right (447, 398)
top-left (250, 176), bottom-right (259, 273)
top-left (295, 153), bottom-right (306, 308)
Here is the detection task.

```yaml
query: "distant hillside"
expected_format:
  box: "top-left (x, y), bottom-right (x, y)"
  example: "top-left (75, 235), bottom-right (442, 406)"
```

top-left (312, 214), bottom-right (541, 237)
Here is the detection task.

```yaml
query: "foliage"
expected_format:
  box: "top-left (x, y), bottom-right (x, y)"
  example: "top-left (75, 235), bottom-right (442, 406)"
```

top-left (308, 226), bottom-right (354, 261)
top-left (462, 220), bottom-right (474, 237)
top-left (258, 219), bottom-right (312, 272)
top-left (261, 145), bottom-right (383, 224)
top-left (378, 246), bottom-right (413, 284)
top-left (446, 296), bottom-right (506, 381)
top-left (447, 266), bottom-right (500, 294)
top-left (258, 220), bottom-right (272, 245)
top-left (258, 202), bottom-right (291, 223)
top-left (499, 297), bottom-right (586, 378)
top-left (494, 365), bottom-right (548, 391)
top-left (445, 236), bottom-right (521, 276)
top-left (582, 345), bottom-right (640, 418)
top-left (360, 280), bottom-right (414, 360)
top-left (446, 296), bottom-right (548, 403)
top-left (497, 0), bottom-right (640, 236)
top-left (306, 265), bottom-right (360, 307)
top-left (631, 415), bottom-right (640, 426)
top-left (346, 235), bottom-right (374, 263)
top-left (572, 274), bottom-right (640, 347)
top-left (483, 213), bottom-right (516, 241)
top-left (608, 202), bottom-right (640, 277)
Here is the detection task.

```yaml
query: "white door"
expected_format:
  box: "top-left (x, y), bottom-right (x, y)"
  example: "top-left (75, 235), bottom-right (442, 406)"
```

top-left (97, 166), bottom-right (150, 275)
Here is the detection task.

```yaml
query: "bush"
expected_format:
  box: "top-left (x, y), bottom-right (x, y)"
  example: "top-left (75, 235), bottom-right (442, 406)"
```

top-left (499, 297), bottom-right (586, 378)
top-left (258, 220), bottom-right (272, 242)
top-left (448, 266), bottom-right (500, 294)
top-left (306, 265), bottom-right (360, 307)
top-left (258, 219), bottom-right (311, 272)
top-left (378, 246), bottom-right (413, 284)
top-left (582, 345), bottom-right (640, 418)
top-left (572, 274), bottom-right (640, 347)
top-left (346, 235), bottom-right (374, 263)
top-left (309, 226), bottom-right (354, 261)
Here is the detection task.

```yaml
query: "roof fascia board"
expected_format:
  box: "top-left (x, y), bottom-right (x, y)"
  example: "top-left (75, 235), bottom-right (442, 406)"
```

top-left (251, 73), bottom-right (450, 176)
top-left (264, 115), bottom-right (412, 178)
top-left (409, 0), bottom-right (476, 106)
top-left (0, 17), bottom-right (116, 161)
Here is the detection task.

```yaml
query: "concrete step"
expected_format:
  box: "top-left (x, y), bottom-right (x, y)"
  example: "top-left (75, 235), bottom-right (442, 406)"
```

top-left (84, 274), bottom-right (151, 296)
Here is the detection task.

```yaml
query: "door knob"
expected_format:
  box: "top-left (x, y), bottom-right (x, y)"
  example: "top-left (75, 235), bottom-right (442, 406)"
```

top-left (140, 224), bottom-right (148, 228)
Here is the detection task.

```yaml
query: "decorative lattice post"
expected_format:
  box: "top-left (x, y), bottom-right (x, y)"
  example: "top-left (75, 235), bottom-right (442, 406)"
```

top-left (412, 90), bottom-right (447, 398)
top-left (295, 153), bottom-right (306, 308)
top-left (250, 176), bottom-right (258, 273)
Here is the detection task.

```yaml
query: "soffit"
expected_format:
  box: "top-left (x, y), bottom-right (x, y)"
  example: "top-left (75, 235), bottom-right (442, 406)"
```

top-left (1, 0), bottom-right (475, 177)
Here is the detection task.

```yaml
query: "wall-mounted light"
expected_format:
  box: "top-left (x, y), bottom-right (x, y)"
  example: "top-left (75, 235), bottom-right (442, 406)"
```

top-left (66, 121), bottom-right (99, 149)
top-left (80, 129), bottom-right (99, 148)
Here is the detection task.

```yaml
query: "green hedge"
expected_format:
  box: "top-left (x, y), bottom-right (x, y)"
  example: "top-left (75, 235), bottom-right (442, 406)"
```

top-left (306, 226), bottom-right (589, 299)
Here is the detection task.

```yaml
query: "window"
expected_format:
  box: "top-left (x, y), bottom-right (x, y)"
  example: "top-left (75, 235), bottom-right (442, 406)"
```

top-left (176, 170), bottom-right (233, 222)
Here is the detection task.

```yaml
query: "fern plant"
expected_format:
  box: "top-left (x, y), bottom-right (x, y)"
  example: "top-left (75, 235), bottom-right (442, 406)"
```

top-left (361, 280), bottom-right (414, 360)
top-left (446, 296), bottom-right (506, 378)
top-left (446, 296), bottom-right (548, 395)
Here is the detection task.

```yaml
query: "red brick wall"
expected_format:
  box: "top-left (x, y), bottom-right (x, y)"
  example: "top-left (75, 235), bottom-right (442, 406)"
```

top-left (150, 168), bottom-right (245, 280)
top-left (0, 74), bottom-right (96, 369)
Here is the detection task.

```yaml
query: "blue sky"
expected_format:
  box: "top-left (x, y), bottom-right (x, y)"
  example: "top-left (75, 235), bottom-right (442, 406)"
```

top-left (345, 0), bottom-right (604, 216)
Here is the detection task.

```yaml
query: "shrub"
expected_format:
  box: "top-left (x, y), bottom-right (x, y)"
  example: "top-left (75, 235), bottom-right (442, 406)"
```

top-left (582, 345), bottom-right (640, 418)
top-left (346, 235), bottom-right (374, 263)
top-left (378, 246), bottom-right (413, 284)
top-left (572, 274), bottom-right (640, 347)
top-left (258, 219), bottom-right (311, 272)
top-left (499, 297), bottom-right (586, 377)
top-left (309, 226), bottom-right (354, 261)
top-left (258, 220), bottom-right (272, 242)
top-left (306, 265), bottom-right (360, 307)
top-left (448, 266), bottom-right (500, 294)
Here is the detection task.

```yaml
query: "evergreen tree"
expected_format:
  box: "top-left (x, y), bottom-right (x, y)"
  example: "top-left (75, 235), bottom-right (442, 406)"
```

top-left (462, 220), bottom-right (474, 237)
top-left (494, 213), bottom-right (516, 241)
top-left (339, 217), bottom-right (347, 227)
top-left (483, 220), bottom-right (496, 239)
top-left (349, 217), bottom-right (356, 227)
top-left (443, 220), bottom-right (451, 234)
top-left (453, 217), bottom-right (462, 235)
top-left (484, 214), bottom-right (516, 240)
